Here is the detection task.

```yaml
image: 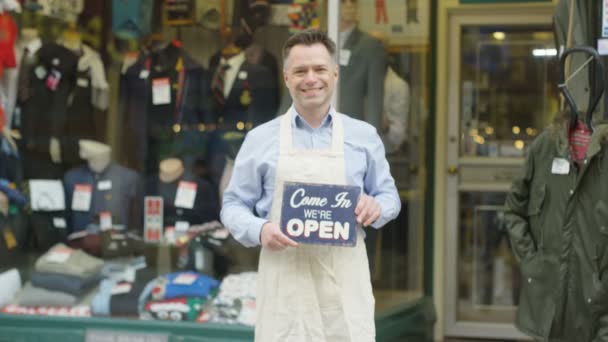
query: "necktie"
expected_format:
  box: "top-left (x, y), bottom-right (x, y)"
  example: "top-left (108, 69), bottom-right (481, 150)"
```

top-left (211, 64), bottom-right (230, 105)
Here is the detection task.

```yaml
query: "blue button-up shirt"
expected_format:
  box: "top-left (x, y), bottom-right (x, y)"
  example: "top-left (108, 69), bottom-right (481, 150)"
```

top-left (221, 107), bottom-right (401, 247)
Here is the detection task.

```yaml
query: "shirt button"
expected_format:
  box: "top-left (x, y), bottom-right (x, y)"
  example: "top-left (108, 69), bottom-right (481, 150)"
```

top-left (569, 189), bottom-right (574, 195)
top-left (527, 278), bottom-right (532, 283)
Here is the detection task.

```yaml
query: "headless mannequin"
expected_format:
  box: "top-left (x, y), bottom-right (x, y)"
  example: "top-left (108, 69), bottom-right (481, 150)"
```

top-left (159, 158), bottom-right (184, 183)
top-left (78, 139), bottom-right (111, 173)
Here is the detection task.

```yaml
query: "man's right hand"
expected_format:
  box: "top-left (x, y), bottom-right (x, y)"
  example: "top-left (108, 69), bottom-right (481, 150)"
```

top-left (260, 222), bottom-right (298, 251)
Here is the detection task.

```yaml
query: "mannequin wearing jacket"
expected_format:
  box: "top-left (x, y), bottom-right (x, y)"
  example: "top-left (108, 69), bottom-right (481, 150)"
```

top-left (145, 157), bottom-right (219, 227)
top-left (338, 0), bottom-right (386, 131)
top-left (505, 114), bottom-right (608, 342)
top-left (64, 140), bottom-right (141, 233)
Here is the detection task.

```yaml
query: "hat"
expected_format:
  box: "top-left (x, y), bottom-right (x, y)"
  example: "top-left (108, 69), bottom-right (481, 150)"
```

top-left (197, 0), bottom-right (221, 30)
top-left (0, 179), bottom-right (26, 208)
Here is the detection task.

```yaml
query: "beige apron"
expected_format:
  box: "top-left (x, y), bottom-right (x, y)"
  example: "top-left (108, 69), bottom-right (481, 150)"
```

top-left (255, 113), bottom-right (375, 342)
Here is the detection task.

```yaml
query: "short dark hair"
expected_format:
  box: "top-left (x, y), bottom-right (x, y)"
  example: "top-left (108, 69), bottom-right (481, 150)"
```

top-left (282, 30), bottom-right (336, 64)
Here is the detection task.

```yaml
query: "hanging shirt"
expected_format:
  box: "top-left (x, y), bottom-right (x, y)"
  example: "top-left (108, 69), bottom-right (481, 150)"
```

top-left (218, 52), bottom-right (245, 98)
top-left (221, 106), bottom-right (401, 247)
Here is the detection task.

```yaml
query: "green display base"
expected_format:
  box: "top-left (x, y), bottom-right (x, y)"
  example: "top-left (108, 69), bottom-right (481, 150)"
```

top-left (0, 297), bottom-right (435, 342)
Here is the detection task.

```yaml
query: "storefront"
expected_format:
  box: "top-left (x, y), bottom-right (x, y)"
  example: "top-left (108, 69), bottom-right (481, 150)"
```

top-left (0, 0), bottom-right (435, 341)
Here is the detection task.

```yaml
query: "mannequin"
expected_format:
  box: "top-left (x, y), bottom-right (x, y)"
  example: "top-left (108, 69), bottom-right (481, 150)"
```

top-left (337, 0), bottom-right (386, 131)
top-left (79, 139), bottom-right (111, 173)
top-left (145, 157), bottom-right (219, 227)
top-left (159, 158), bottom-right (184, 183)
top-left (64, 140), bottom-right (141, 233)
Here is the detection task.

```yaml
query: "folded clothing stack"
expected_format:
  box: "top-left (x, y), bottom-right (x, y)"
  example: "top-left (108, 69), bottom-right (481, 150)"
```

top-left (142, 271), bottom-right (220, 322)
top-left (207, 272), bottom-right (257, 326)
top-left (20, 244), bottom-right (103, 306)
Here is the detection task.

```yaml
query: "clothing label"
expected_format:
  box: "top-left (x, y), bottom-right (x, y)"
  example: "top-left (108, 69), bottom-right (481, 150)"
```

top-left (174, 181), bottom-right (197, 209)
top-left (3, 229), bottom-right (16, 249)
top-left (152, 78), bottom-right (171, 105)
top-left (46, 247), bottom-right (73, 263)
top-left (339, 49), bottom-right (351, 66)
top-left (551, 158), bottom-right (570, 175)
top-left (195, 249), bottom-right (204, 271)
top-left (599, 38), bottom-right (608, 56)
top-left (139, 69), bottom-right (149, 79)
top-left (175, 221), bottom-right (189, 232)
top-left (100, 211), bottom-right (112, 231)
top-left (34, 66), bottom-right (47, 79)
top-left (71, 184), bottom-right (92, 212)
top-left (238, 70), bottom-right (248, 80)
top-left (29, 180), bottom-right (65, 211)
top-left (97, 180), bottom-right (112, 191)
top-left (173, 273), bottom-right (196, 285)
top-left (53, 217), bottom-right (67, 229)
top-left (76, 78), bottom-right (89, 87)
top-left (111, 283), bottom-right (132, 295)
top-left (603, 0), bottom-right (608, 37)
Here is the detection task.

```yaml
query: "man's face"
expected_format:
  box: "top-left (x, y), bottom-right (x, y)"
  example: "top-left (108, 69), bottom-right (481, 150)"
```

top-left (340, 0), bottom-right (357, 30)
top-left (284, 43), bottom-right (338, 113)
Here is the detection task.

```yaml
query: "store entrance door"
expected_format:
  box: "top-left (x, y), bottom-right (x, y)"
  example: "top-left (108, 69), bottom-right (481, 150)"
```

top-left (443, 8), bottom-right (558, 340)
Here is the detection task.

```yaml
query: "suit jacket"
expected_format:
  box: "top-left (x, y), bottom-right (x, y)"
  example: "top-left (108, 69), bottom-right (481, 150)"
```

top-left (339, 28), bottom-right (386, 131)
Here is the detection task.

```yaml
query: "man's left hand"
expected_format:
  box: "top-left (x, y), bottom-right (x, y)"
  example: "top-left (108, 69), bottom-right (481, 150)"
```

top-left (355, 194), bottom-right (381, 227)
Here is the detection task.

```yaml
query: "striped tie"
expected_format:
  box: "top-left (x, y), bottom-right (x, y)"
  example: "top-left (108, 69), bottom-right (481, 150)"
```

top-left (212, 64), bottom-right (230, 105)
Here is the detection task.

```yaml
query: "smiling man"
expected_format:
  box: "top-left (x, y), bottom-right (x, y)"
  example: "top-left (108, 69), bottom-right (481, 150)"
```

top-left (220, 30), bottom-right (400, 342)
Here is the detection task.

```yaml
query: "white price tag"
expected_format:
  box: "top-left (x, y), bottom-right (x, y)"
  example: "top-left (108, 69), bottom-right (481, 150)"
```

top-left (34, 66), bottom-right (46, 79)
top-left (139, 69), bottom-right (149, 79)
top-left (46, 247), bottom-right (72, 263)
top-left (111, 283), bottom-right (132, 295)
top-left (173, 273), bottom-right (197, 285)
top-left (76, 78), bottom-right (89, 87)
top-left (97, 180), bottom-right (112, 191)
top-left (551, 158), bottom-right (570, 175)
top-left (29, 180), bottom-right (65, 211)
top-left (53, 217), bottom-right (67, 229)
top-left (152, 78), bottom-right (171, 105)
top-left (174, 181), bottom-right (197, 209)
top-left (100, 211), bottom-right (112, 231)
top-left (175, 221), bottom-right (189, 232)
top-left (238, 71), bottom-right (248, 80)
top-left (71, 184), bottom-right (92, 212)
top-left (603, 0), bottom-right (608, 37)
top-left (339, 49), bottom-right (351, 66)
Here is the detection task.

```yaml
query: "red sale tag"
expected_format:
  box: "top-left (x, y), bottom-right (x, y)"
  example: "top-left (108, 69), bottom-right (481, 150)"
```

top-left (71, 184), bottom-right (92, 212)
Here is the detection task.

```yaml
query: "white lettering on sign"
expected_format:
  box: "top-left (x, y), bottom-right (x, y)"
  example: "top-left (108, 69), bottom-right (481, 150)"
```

top-left (290, 189), bottom-right (353, 209)
top-left (286, 218), bottom-right (350, 240)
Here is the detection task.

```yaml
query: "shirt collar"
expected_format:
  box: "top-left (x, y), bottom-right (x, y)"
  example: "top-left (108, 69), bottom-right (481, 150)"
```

top-left (339, 26), bottom-right (355, 49)
top-left (289, 105), bottom-right (334, 130)
top-left (220, 51), bottom-right (246, 70)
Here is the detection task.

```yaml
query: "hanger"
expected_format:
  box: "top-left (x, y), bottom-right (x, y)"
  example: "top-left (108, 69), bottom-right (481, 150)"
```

top-left (559, 46), bottom-right (605, 133)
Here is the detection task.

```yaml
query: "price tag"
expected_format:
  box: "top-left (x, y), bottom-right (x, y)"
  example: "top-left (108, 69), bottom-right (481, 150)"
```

top-left (339, 49), bottom-right (351, 66)
top-left (144, 196), bottom-right (163, 243)
top-left (53, 217), bottom-right (67, 229)
top-left (29, 180), bottom-right (65, 211)
top-left (46, 247), bottom-right (73, 263)
top-left (71, 184), bottom-right (92, 212)
top-left (139, 69), bottom-right (149, 79)
top-left (3, 229), bottom-right (16, 249)
top-left (173, 273), bottom-right (197, 285)
top-left (100, 211), bottom-right (112, 231)
top-left (111, 283), bottom-right (132, 295)
top-left (175, 221), bottom-right (189, 232)
top-left (174, 181), bottom-right (197, 209)
top-left (97, 180), bottom-right (112, 191)
top-left (77, 78), bottom-right (89, 87)
top-left (152, 78), bottom-right (171, 105)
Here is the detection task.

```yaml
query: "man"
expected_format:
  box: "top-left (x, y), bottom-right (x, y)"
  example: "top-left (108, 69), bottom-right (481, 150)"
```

top-left (221, 30), bottom-right (400, 341)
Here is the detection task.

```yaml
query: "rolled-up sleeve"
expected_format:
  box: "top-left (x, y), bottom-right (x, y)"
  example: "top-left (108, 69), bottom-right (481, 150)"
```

top-left (365, 132), bottom-right (401, 228)
top-left (220, 133), bottom-right (268, 247)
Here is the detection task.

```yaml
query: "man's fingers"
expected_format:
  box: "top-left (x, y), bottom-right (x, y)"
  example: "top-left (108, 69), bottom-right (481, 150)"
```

top-left (363, 206), bottom-right (381, 226)
top-left (355, 195), bottom-right (367, 215)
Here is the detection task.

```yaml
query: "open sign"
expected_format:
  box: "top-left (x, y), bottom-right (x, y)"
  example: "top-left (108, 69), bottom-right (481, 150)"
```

top-left (280, 182), bottom-right (360, 247)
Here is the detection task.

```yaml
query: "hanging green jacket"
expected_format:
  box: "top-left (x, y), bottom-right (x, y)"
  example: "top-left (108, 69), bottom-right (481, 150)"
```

top-left (505, 119), bottom-right (608, 342)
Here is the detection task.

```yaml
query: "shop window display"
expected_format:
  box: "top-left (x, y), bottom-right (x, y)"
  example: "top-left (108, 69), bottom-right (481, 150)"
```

top-left (0, 0), bottom-right (430, 336)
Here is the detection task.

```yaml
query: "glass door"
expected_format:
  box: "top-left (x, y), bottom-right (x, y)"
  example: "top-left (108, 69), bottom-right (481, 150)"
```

top-left (444, 9), bottom-right (559, 339)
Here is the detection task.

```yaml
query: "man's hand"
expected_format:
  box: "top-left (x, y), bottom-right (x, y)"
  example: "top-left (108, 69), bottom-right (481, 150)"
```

top-left (355, 194), bottom-right (382, 226)
top-left (260, 222), bottom-right (298, 251)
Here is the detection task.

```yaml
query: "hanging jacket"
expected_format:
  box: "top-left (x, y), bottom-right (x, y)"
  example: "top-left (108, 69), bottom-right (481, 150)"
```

top-left (505, 118), bottom-right (608, 342)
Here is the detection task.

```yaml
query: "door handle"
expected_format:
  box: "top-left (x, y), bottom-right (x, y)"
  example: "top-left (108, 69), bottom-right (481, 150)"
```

top-left (447, 165), bottom-right (459, 175)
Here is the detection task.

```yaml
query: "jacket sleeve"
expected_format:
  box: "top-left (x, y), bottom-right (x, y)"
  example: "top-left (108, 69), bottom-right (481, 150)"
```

top-left (503, 146), bottom-right (538, 262)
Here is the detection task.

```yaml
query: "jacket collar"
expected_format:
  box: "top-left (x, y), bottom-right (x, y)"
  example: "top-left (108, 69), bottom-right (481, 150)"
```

top-left (343, 27), bottom-right (361, 50)
top-left (552, 115), bottom-right (608, 159)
